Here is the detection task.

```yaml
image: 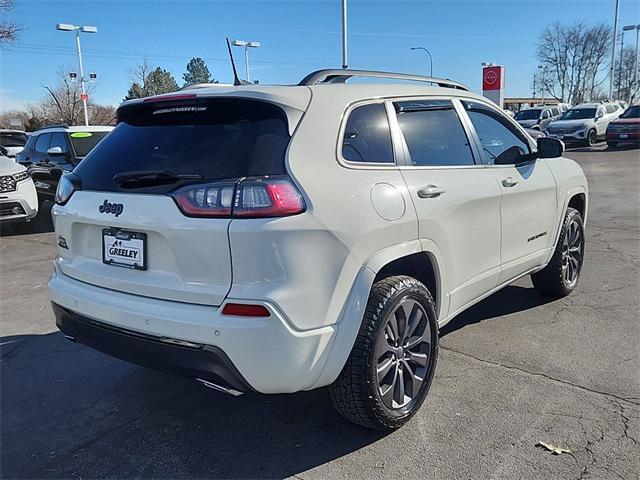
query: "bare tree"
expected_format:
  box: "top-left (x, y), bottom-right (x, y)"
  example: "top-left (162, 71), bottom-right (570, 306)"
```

top-left (536, 22), bottom-right (612, 104)
top-left (0, 0), bottom-right (22, 44)
top-left (614, 47), bottom-right (638, 103)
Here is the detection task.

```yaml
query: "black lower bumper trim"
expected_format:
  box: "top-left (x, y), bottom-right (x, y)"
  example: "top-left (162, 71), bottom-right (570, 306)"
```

top-left (52, 303), bottom-right (255, 394)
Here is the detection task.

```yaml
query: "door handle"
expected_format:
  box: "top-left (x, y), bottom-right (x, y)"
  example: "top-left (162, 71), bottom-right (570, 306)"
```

top-left (502, 177), bottom-right (519, 187)
top-left (417, 185), bottom-right (446, 198)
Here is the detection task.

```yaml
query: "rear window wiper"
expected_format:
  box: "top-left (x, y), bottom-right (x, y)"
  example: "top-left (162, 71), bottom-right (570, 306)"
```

top-left (113, 170), bottom-right (203, 187)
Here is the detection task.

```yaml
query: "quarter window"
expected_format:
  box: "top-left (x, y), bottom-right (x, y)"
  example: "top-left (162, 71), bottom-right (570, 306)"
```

top-left (341, 103), bottom-right (394, 163)
top-left (394, 99), bottom-right (475, 167)
top-left (34, 134), bottom-right (51, 153)
top-left (462, 101), bottom-right (530, 165)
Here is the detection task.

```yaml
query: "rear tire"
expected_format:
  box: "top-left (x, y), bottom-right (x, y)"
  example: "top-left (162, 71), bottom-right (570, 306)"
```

top-left (531, 207), bottom-right (584, 297)
top-left (329, 276), bottom-right (439, 431)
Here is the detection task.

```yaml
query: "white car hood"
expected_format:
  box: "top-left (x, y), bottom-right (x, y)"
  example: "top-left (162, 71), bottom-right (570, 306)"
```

top-left (3, 145), bottom-right (24, 157)
top-left (549, 119), bottom-right (591, 128)
top-left (0, 156), bottom-right (26, 175)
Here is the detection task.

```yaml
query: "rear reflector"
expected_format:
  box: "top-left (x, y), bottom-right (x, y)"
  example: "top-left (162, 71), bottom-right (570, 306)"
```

top-left (222, 303), bottom-right (271, 317)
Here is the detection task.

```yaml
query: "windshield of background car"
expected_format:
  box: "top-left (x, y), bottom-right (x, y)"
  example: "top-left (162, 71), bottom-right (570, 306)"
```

top-left (69, 131), bottom-right (110, 157)
top-left (515, 110), bottom-right (540, 120)
top-left (0, 132), bottom-right (28, 147)
top-left (620, 106), bottom-right (640, 118)
top-left (560, 108), bottom-right (596, 120)
top-left (73, 98), bottom-right (291, 194)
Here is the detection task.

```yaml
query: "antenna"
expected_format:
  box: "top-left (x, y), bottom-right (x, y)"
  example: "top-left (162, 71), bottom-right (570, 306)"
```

top-left (226, 37), bottom-right (250, 86)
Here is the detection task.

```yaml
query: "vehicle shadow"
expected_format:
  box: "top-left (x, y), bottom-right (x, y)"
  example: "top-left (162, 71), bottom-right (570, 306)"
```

top-left (440, 285), bottom-right (555, 337)
top-left (565, 143), bottom-right (638, 153)
top-left (1, 331), bottom-right (387, 479)
top-left (0, 201), bottom-right (54, 237)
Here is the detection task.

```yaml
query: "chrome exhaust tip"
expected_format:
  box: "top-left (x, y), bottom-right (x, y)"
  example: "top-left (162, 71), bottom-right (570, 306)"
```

top-left (196, 378), bottom-right (244, 396)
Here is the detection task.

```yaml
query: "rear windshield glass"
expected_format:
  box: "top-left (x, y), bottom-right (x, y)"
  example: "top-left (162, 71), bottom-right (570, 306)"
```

top-left (0, 132), bottom-right (28, 147)
top-left (74, 99), bottom-right (291, 194)
top-left (70, 131), bottom-right (110, 157)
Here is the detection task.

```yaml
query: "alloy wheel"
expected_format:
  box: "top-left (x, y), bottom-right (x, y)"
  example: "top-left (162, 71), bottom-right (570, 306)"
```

top-left (374, 298), bottom-right (432, 409)
top-left (561, 218), bottom-right (583, 287)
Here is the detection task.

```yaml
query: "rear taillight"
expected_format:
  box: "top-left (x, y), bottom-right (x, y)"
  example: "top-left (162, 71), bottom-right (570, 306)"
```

top-left (171, 176), bottom-right (305, 219)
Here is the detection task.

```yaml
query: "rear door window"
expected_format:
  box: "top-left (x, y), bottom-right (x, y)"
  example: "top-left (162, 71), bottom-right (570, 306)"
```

top-left (74, 99), bottom-right (292, 194)
top-left (341, 103), bottom-right (394, 163)
top-left (394, 99), bottom-right (475, 167)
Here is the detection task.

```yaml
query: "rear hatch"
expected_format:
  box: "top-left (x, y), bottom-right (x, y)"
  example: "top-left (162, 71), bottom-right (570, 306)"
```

top-left (55, 94), bottom-right (304, 306)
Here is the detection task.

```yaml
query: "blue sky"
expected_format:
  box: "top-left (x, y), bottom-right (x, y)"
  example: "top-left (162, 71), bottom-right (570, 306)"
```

top-left (1, 0), bottom-right (638, 110)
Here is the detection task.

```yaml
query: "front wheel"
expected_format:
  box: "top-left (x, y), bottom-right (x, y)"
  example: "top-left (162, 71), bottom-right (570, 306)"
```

top-left (586, 129), bottom-right (598, 147)
top-left (329, 276), bottom-right (439, 431)
top-left (531, 207), bottom-right (584, 297)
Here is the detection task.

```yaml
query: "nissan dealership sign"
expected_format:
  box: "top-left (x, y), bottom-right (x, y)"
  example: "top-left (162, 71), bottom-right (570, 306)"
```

top-left (482, 65), bottom-right (505, 108)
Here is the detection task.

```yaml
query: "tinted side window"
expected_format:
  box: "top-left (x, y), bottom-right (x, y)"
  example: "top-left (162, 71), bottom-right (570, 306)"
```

top-left (551, 108), bottom-right (559, 116)
top-left (342, 103), bottom-right (394, 163)
top-left (463, 101), bottom-right (530, 165)
top-left (34, 134), bottom-right (51, 153)
top-left (395, 100), bottom-right (474, 167)
top-left (24, 135), bottom-right (36, 151)
top-left (49, 132), bottom-right (69, 153)
top-left (605, 104), bottom-right (615, 114)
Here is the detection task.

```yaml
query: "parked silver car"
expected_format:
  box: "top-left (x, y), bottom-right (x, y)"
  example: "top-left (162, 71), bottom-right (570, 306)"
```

top-left (514, 106), bottom-right (561, 131)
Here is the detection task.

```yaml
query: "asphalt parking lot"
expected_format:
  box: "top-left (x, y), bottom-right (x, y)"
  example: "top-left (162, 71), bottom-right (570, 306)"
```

top-left (1, 144), bottom-right (639, 480)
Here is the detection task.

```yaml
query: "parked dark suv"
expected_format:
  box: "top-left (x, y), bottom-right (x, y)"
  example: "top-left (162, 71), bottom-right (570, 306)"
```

top-left (16, 125), bottom-right (113, 204)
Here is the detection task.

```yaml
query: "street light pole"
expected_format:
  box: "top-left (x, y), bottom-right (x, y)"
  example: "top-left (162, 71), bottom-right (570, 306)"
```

top-left (410, 47), bottom-right (433, 77)
top-left (341, 0), bottom-right (348, 68)
top-left (231, 40), bottom-right (261, 82)
top-left (609, 0), bottom-right (620, 99)
top-left (635, 25), bottom-right (640, 102)
top-left (56, 23), bottom-right (97, 126)
top-left (75, 29), bottom-right (88, 126)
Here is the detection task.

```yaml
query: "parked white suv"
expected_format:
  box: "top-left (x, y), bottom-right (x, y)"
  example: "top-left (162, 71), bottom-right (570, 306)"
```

top-left (0, 155), bottom-right (38, 224)
top-left (547, 102), bottom-right (622, 146)
top-left (49, 70), bottom-right (588, 430)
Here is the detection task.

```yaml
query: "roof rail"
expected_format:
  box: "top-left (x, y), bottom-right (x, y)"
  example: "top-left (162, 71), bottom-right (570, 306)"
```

top-left (37, 124), bottom-right (69, 130)
top-left (298, 69), bottom-right (469, 91)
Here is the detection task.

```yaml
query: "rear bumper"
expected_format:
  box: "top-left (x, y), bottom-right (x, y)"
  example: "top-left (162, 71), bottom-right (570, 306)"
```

top-left (48, 264), bottom-right (338, 394)
top-left (606, 132), bottom-right (640, 143)
top-left (53, 302), bottom-right (255, 394)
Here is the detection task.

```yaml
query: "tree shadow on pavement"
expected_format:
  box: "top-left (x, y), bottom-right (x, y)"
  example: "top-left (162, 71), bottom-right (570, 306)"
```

top-left (440, 285), bottom-right (556, 337)
top-left (1, 331), bottom-right (387, 479)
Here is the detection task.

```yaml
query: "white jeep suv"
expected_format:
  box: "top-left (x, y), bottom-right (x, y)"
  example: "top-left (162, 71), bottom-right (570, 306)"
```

top-left (49, 70), bottom-right (588, 430)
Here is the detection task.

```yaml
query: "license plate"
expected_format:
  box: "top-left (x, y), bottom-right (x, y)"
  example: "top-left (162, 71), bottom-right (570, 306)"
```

top-left (102, 228), bottom-right (146, 270)
top-left (620, 134), bottom-right (628, 139)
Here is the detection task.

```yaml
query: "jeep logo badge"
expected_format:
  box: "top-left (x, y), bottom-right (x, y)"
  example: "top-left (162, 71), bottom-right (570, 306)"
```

top-left (99, 200), bottom-right (124, 217)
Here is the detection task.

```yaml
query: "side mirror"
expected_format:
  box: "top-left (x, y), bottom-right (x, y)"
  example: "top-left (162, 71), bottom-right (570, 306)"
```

top-left (494, 146), bottom-right (530, 165)
top-left (536, 137), bottom-right (564, 159)
top-left (47, 146), bottom-right (65, 156)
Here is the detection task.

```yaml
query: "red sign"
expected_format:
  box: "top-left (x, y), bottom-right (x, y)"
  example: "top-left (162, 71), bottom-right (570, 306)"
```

top-left (80, 93), bottom-right (89, 101)
top-left (482, 66), bottom-right (502, 91)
